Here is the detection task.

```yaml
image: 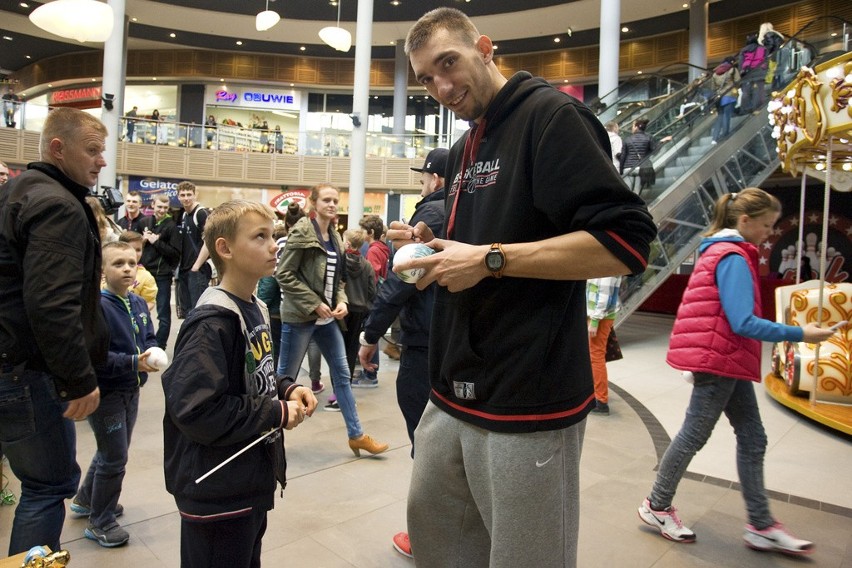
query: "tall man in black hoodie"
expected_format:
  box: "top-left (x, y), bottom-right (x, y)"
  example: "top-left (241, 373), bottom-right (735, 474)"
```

top-left (394, 8), bottom-right (657, 567)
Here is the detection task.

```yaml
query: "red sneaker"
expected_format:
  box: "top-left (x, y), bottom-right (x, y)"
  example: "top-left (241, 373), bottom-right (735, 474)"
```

top-left (392, 531), bottom-right (413, 558)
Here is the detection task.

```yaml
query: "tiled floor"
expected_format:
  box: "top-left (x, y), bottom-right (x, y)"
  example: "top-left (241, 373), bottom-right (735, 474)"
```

top-left (2, 311), bottom-right (851, 567)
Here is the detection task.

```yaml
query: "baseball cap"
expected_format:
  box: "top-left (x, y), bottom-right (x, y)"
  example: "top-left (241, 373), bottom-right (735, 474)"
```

top-left (411, 148), bottom-right (449, 176)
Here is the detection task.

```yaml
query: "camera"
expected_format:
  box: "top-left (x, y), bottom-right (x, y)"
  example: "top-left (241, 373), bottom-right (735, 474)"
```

top-left (93, 185), bottom-right (124, 215)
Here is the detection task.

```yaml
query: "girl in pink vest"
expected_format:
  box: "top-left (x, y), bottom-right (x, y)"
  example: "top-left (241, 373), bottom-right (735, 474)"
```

top-left (637, 187), bottom-right (835, 555)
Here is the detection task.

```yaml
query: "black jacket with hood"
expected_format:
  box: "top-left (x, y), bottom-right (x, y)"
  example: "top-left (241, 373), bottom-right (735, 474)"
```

top-left (433, 72), bottom-right (656, 433)
top-left (162, 287), bottom-right (295, 518)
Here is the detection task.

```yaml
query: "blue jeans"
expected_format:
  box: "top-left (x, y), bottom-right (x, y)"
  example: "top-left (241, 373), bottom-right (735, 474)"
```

top-left (277, 321), bottom-right (363, 439)
top-left (0, 368), bottom-right (80, 554)
top-left (649, 373), bottom-right (773, 528)
top-left (711, 102), bottom-right (734, 141)
top-left (154, 274), bottom-right (173, 349)
top-left (75, 389), bottom-right (140, 529)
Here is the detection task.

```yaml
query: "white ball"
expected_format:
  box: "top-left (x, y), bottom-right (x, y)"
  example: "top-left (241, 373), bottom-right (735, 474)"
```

top-left (145, 347), bottom-right (169, 370)
top-left (393, 243), bottom-right (435, 284)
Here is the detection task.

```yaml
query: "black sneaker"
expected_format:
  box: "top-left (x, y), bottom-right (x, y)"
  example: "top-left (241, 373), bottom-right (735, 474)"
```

top-left (70, 498), bottom-right (124, 519)
top-left (324, 400), bottom-right (341, 412)
top-left (84, 522), bottom-right (130, 548)
top-left (591, 401), bottom-right (610, 415)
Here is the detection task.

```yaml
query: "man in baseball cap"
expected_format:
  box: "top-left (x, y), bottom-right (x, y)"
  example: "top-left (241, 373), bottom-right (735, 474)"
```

top-left (411, 148), bottom-right (449, 175)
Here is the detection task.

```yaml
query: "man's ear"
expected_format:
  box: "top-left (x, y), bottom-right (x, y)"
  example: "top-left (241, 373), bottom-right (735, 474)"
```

top-left (476, 35), bottom-right (494, 64)
top-left (215, 237), bottom-right (232, 261)
top-left (47, 138), bottom-right (63, 161)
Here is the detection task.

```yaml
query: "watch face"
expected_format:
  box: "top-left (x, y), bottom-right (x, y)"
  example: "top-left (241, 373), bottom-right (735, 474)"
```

top-left (486, 251), bottom-right (504, 270)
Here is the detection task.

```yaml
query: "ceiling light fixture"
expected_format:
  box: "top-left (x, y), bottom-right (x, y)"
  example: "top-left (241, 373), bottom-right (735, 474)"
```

top-left (319, 0), bottom-right (351, 52)
top-left (255, 0), bottom-right (280, 32)
top-left (29, 0), bottom-right (114, 43)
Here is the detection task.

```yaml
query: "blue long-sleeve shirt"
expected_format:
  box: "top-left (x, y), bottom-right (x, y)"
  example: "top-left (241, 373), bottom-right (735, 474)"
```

top-left (708, 235), bottom-right (804, 343)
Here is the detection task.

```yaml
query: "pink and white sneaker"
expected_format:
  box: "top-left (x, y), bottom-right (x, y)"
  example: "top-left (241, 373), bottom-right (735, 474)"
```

top-left (743, 522), bottom-right (814, 555)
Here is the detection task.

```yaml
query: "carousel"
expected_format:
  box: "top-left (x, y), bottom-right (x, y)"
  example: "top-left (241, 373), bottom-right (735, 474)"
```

top-left (764, 49), bottom-right (852, 435)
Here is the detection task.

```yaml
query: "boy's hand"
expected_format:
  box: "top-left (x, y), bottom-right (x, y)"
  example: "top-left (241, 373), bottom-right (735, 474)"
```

top-left (137, 351), bottom-right (159, 372)
top-left (284, 401), bottom-right (305, 430)
top-left (289, 385), bottom-right (318, 417)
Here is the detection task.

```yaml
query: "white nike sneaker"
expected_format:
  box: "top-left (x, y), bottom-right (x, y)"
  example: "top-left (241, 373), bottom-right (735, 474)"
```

top-left (638, 498), bottom-right (696, 542)
top-left (743, 522), bottom-right (814, 555)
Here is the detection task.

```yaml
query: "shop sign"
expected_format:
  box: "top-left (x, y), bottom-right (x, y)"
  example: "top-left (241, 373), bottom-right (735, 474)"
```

top-left (50, 86), bottom-right (101, 105)
top-left (128, 175), bottom-right (185, 207)
top-left (207, 85), bottom-right (301, 111)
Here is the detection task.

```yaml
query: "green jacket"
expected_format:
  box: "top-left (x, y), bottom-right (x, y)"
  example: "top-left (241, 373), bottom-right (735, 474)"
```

top-left (275, 216), bottom-right (348, 323)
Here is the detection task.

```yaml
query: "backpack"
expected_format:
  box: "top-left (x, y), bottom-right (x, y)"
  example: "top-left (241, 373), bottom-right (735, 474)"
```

top-left (741, 46), bottom-right (767, 72)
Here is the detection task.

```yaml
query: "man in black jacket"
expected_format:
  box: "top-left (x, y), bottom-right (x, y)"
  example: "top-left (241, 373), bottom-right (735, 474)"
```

top-left (141, 192), bottom-right (181, 349)
top-left (0, 106), bottom-right (110, 554)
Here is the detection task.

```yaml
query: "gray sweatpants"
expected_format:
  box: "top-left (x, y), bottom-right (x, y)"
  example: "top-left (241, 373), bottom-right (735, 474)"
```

top-left (408, 402), bottom-right (585, 567)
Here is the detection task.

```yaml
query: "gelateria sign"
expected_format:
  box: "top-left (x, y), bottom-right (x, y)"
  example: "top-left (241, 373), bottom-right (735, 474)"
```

top-left (205, 85), bottom-right (301, 111)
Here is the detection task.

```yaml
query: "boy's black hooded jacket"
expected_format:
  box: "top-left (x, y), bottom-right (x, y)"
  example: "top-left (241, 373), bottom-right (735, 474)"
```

top-left (162, 288), bottom-right (294, 518)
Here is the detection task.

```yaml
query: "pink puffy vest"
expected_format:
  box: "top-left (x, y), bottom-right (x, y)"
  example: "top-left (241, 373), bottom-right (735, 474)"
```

top-left (666, 241), bottom-right (763, 382)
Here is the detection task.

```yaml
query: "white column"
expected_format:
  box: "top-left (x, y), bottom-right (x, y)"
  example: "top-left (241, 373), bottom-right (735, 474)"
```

top-left (99, 0), bottom-right (126, 191)
top-left (598, 0), bottom-right (621, 107)
top-left (688, 0), bottom-right (709, 81)
top-left (347, 0), bottom-right (373, 229)
top-left (392, 40), bottom-right (408, 158)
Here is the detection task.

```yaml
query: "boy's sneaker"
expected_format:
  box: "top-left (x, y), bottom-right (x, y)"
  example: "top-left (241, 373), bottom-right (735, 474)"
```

top-left (638, 498), bottom-right (696, 543)
top-left (591, 401), bottom-right (610, 415)
top-left (392, 531), bottom-right (413, 558)
top-left (311, 380), bottom-right (325, 394)
top-left (70, 498), bottom-right (124, 519)
top-left (743, 522), bottom-right (814, 555)
top-left (351, 374), bottom-right (378, 388)
top-left (84, 522), bottom-right (130, 548)
top-left (324, 400), bottom-right (341, 412)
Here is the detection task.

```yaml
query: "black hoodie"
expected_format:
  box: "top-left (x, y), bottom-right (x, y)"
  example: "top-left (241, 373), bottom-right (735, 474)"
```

top-left (431, 72), bottom-right (656, 433)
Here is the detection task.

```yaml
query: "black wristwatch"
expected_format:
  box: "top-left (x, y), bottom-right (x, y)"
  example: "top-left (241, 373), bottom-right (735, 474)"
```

top-left (485, 243), bottom-right (506, 278)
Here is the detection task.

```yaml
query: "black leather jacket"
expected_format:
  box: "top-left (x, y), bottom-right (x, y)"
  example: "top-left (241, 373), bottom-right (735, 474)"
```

top-left (0, 162), bottom-right (109, 399)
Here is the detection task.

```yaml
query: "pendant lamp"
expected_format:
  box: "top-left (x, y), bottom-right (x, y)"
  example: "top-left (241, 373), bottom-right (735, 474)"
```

top-left (29, 0), bottom-right (114, 43)
top-left (319, 0), bottom-right (351, 52)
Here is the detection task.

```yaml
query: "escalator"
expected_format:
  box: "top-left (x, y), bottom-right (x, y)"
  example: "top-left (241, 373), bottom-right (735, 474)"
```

top-left (609, 16), bottom-right (851, 324)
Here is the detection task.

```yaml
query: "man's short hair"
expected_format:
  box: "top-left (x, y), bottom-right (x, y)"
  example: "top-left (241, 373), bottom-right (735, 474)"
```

top-left (204, 200), bottom-right (276, 277)
top-left (119, 230), bottom-right (143, 243)
top-left (405, 7), bottom-right (479, 55)
top-left (0, 161), bottom-right (7, 168)
top-left (177, 181), bottom-right (196, 194)
top-left (40, 107), bottom-right (107, 159)
top-left (358, 215), bottom-right (385, 241)
top-left (102, 240), bottom-right (135, 255)
top-left (126, 190), bottom-right (141, 199)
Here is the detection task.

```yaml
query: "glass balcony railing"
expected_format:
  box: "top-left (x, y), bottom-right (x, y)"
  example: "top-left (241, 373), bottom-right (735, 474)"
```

top-left (0, 100), bottom-right (452, 160)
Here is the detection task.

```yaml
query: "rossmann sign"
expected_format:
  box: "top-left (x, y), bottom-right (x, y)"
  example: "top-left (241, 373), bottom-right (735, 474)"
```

top-left (205, 85), bottom-right (301, 111)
